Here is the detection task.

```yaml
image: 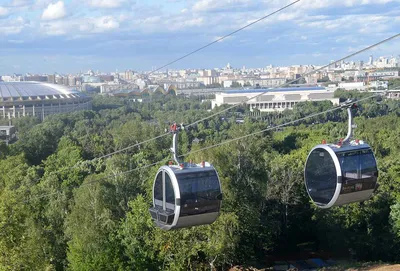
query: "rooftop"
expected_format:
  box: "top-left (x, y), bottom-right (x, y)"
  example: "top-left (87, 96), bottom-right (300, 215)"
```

top-left (225, 86), bottom-right (326, 94)
top-left (0, 81), bottom-right (80, 99)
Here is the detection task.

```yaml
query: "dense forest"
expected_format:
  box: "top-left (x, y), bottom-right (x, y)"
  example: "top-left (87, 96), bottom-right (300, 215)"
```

top-left (0, 90), bottom-right (399, 270)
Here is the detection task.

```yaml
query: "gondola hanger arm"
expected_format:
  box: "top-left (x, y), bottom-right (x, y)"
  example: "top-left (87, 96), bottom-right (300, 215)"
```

top-left (339, 99), bottom-right (358, 145)
top-left (169, 122), bottom-right (184, 165)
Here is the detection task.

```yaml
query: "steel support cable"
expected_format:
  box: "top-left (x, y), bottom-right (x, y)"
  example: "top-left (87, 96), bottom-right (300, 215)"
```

top-left (184, 33), bottom-right (400, 128)
top-left (48, 0), bottom-right (302, 168)
top-left (26, 159), bottom-right (168, 202)
top-left (179, 94), bottom-right (382, 157)
top-left (26, 32), bottom-right (400, 187)
top-left (80, 32), bottom-right (400, 168)
top-left (26, 93), bottom-right (382, 202)
top-left (147, 0), bottom-right (301, 75)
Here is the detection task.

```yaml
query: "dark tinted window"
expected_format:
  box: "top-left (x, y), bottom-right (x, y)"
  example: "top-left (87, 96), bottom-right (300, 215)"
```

top-left (338, 151), bottom-right (359, 181)
top-left (165, 173), bottom-right (175, 204)
top-left (337, 148), bottom-right (378, 187)
top-left (154, 172), bottom-right (163, 202)
top-left (305, 148), bottom-right (337, 205)
top-left (359, 149), bottom-right (377, 178)
top-left (177, 169), bottom-right (221, 216)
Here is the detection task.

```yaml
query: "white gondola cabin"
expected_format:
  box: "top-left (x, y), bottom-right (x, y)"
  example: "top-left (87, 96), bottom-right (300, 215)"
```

top-left (304, 102), bottom-right (378, 208)
top-left (149, 124), bottom-right (222, 230)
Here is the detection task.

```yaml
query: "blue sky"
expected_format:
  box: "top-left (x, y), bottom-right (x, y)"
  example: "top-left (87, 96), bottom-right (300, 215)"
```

top-left (0, 0), bottom-right (399, 74)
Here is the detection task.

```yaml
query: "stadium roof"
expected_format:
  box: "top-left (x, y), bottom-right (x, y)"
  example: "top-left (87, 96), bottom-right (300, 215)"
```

top-left (225, 86), bottom-right (326, 94)
top-left (0, 81), bottom-right (80, 99)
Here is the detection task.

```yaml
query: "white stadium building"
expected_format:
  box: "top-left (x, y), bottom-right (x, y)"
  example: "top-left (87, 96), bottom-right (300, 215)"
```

top-left (0, 81), bottom-right (92, 120)
top-left (211, 87), bottom-right (339, 112)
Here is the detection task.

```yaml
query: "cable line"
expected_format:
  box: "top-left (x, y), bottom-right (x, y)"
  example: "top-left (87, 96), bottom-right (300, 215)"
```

top-left (148, 0), bottom-right (301, 75)
top-left (184, 33), bottom-right (400, 128)
top-left (81, 32), bottom-right (400, 163)
top-left (26, 93), bottom-right (382, 202)
top-left (50, 1), bottom-right (302, 168)
top-left (24, 30), bottom-right (400, 189)
top-left (180, 94), bottom-right (382, 157)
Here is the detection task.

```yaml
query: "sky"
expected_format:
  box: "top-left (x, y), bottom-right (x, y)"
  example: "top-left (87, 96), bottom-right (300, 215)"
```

top-left (0, 0), bottom-right (399, 74)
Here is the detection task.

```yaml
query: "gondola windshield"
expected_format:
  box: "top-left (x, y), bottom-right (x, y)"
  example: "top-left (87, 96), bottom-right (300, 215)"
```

top-left (177, 170), bottom-right (221, 216)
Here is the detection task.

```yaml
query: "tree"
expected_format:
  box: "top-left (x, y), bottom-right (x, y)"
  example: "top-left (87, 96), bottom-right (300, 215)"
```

top-left (66, 176), bottom-right (123, 271)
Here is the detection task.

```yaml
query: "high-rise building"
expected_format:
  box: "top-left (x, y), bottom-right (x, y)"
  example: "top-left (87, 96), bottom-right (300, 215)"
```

top-left (48, 74), bottom-right (56, 84)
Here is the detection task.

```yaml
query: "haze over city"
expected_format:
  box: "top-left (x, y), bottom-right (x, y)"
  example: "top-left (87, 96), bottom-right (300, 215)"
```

top-left (0, 0), bottom-right (400, 74)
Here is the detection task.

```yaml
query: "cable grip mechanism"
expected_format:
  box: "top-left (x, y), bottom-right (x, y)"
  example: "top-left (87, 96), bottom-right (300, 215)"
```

top-left (169, 122), bottom-right (184, 165)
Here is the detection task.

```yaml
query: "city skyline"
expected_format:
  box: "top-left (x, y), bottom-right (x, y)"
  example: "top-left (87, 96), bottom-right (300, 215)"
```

top-left (0, 0), bottom-right (399, 74)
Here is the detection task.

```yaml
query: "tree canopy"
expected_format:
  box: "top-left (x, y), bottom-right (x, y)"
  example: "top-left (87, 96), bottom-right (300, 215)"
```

top-left (0, 92), bottom-right (399, 270)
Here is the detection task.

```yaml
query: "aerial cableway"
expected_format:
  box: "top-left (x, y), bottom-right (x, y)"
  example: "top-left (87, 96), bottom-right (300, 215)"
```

top-left (150, 100), bottom-right (380, 230)
top-left (149, 123), bottom-right (222, 230)
top-left (304, 100), bottom-right (378, 208)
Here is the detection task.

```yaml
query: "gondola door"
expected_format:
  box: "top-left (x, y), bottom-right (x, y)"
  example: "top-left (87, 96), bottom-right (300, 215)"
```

top-left (153, 170), bottom-right (176, 226)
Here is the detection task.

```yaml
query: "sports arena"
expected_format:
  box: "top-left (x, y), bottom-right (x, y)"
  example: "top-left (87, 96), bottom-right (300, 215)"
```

top-left (0, 81), bottom-right (92, 120)
top-left (212, 87), bottom-right (340, 112)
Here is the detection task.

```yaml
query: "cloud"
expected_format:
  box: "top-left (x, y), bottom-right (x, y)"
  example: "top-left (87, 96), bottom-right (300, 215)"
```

top-left (85, 0), bottom-right (129, 8)
top-left (40, 15), bottom-right (120, 36)
top-left (8, 39), bottom-right (25, 43)
top-left (288, 0), bottom-right (400, 9)
top-left (9, 0), bottom-right (33, 7)
top-left (0, 7), bottom-right (10, 17)
top-left (192, 0), bottom-right (255, 12)
top-left (266, 36), bottom-right (280, 43)
top-left (0, 16), bottom-right (31, 35)
top-left (41, 1), bottom-right (67, 21)
top-left (1, 0), bottom-right (399, 73)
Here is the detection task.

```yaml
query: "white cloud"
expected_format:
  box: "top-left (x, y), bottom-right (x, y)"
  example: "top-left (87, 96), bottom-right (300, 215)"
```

top-left (8, 39), bottom-right (25, 44)
top-left (0, 7), bottom-right (10, 17)
top-left (41, 1), bottom-right (67, 21)
top-left (0, 16), bottom-right (31, 35)
top-left (266, 36), bottom-right (280, 43)
top-left (143, 16), bottom-right (161, 24)
top-left (93, 16), bottom-right (120, 31)
top-left (287, 0), bottom-right (400, 9)
top-left (9, 0), bottom-right (32, 7)
top-left (85, 0), bottom-right (128, 8)
top-left (192, 0), bottom-right (253, 12)
top-left (40, 15), bottom-right (120, 36)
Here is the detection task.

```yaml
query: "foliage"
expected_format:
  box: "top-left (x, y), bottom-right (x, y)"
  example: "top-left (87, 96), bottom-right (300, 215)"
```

top-left (0, 93), bottom-right (399, 270)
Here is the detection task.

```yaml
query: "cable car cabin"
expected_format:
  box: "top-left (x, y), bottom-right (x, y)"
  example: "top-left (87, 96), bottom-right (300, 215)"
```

top-left (149, 162), bottom-right (222, 230)
top-left (304, 141), bottom-right (378, 208)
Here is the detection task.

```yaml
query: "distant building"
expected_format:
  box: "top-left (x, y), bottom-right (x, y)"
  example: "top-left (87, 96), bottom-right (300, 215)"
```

top-left (368, 70), bottom-right (399, 79)
top-left (24, 75), bottom-right (48, 82)
top-left (100, 75), bottom-right (114, 82)
top-left (0, 126), bottom-right (16, 144)
top-left (386, 89), bottom-right (400, 99)
top-left (356, 70), bottom-right (400, 82)
top-left (48, 74), bottom-right (56, 84)
top-left (338, 82), bottom-right (366, 91)
top-left (158, 80), bottom-right (201, 90)
top-left (250, 78), bottom-right (286, 88)
top-left (82, 75), bottom-right (102, 83)
top-left (0, 82), bottom-right (91, 120)
top-left (68, 76), bottom-right (77, 86)
top-left (369, 80), bottom-right (388, 90)
top-left (1, 75), bottom-right (23, 82)
top-left (212, 87), bottom-right (339, 112)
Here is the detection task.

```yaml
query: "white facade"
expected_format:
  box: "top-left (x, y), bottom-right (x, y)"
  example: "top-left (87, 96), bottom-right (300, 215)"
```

top-left (211, 87), bottom-right (339, 112)
top-left (369, 81), bottom-right (388, 89)
top-left (338, 82), bottom-right (366, 91)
